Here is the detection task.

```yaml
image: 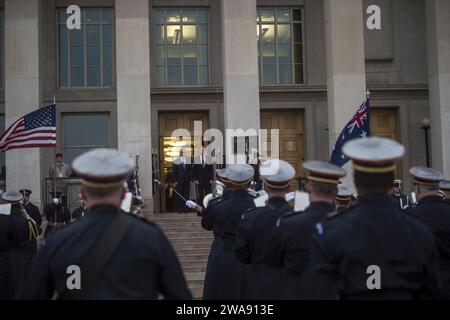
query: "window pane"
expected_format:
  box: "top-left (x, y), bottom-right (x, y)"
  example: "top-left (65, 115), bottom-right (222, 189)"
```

top-left (0, 115), bottom-right (4, 182)
top-left (87, 25), bottom-right (100, 45)
top-left (198, 9), bottom-right (207, 23)
top-left (261, 45), bottom-right (275, 64)
top-left (103, 24), bottom-right (112, 46)
top-left (166, 9), bottom-right (181, 23)
top-left (70, 66), bottom-right (84, 86)
top-left (58, 9), bottom-right (66, 23)
top-left (87, 66), bottom-right (101, 86)
top-left (293, 23), bottom-right (302, 43)
top-left (279, 64), bottom-right (292, 84)
top-left (154, 10), bottom-right (164, 24)
top-left (103, 46), bottom-right (112, 66)
top-left (167, 65), bottom-right (181, 85)
top-left (156, 66), bottom-right (165, 86)
top-left (293, 9), bottom-right (302, 21)
top-left (167, 25), bottom-right (181, 44)
top-left (102, 10), bottom-right (112, 23)
top-left (87, 46), bottom-right (100, 66)
top-left (63, 113), bottom-right (110, 147)
top-left (184, 65), bottom-right (197, 85)
top-left (167, 45), bottom-right (181, 65)
top-left (155, 45), bottom-right (165, 65)
top-left (59, 67), bottom-right (68, 87)
top-left (85, 10), bottom-right (100, 23)
top-left (294, 64), bottom-right (303, 84)
top-left (183, 45), bottom-right (197, 65)
top-left (262, 64), bottom-right (276, 84)
top-left (70, 29), bottom-right (83, 46)
top-left (277, 24), bottom-right (291, 43)
top-left (199, 45), bottom-right (208, 65)
top-left (276, 9), bottom-right (290, 22)
top-left (278, 44), bottom-right (292, 64)
top-left (183, 9), bottom-right (196, 23)
top-left (182, 25), bottom-right (196, 44)
top-left (260, 25), bottom-right (275, 43)
top-left (59, 46), bottom-right (68, 66)
top-left (294, 43), bottom-right (303, 64)
top-left (103, 66), bottom-right (112, 86)
top-left (260, 9), bottom-right (275, 22)
top-left (154, 25), bottom-right (165, 44)
top-left (199, 66), bottom-right (208, 85)
top-left (198, 24), bottom-right (207, 44)
top-left (58, 25), bottom-right (68, 45)
top-left (70, 46), bottom-right (84, 66)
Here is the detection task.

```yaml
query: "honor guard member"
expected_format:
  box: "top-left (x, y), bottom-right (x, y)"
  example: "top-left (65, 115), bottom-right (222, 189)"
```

top-left (304, 138), bottom-right (440, 299)
top-left (0, 198), bottom-right (15, 299)
top-left (265, 161), bottom-right (346, 299)
top-left (408, 167), bottom-right (450, 297)
top-left (20, 148), bottom-right (191, 300)
top-left (19, 189), bottom-right (42, 259)
top-left (2, 191), bottom-right (37, 297)
top-left (235, 159), bottom-right (294, 299)
top-left (390, 180), bottom-right (410, 209)
top-left (200, 164), bottom-right (256, 300)
top-left (43, 192), bottom-right (70, 237)
top-left (334, 184), bottom-right (355, 211)
top-left (439, 180), bottom-right (450, 203)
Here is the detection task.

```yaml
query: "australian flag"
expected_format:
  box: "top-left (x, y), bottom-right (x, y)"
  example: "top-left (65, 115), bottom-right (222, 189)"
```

top-left (330, 97), bottom-right (371, 167)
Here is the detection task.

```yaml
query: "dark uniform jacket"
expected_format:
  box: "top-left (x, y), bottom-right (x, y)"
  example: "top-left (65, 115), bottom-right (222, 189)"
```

top-left (390, 192), bottom-right (409, 209)
top-left (19, 204), bottom-right (192, 300)
top-left (408, 195), bottom-right (450, 297)
top-left (235, 197), bottom-right (292, 299)
top-left (0, 215), bottom-right (14, 299)
top-left (43, 203), bottom-right (70, 237)
top-left (9, 205), bottom-right (32, 298)
top-left (201, 189), bottom-right (255, 299)
top-left (23, 202), bottom-right (42, 259)
top-left (265, 201), bottom-right (335, 299)
top-left (304, 194), bottom-right (440, 299)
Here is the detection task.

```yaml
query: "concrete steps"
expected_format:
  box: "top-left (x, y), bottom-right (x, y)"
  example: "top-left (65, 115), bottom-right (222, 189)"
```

top-left (147, 211), bottom-right (212, 299)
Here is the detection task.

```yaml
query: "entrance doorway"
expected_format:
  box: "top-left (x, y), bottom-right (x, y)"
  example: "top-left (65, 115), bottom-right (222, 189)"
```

top-left (260, 110), bottom-right (304, 190)
top-left (158, 111), bottom-right (209, 212)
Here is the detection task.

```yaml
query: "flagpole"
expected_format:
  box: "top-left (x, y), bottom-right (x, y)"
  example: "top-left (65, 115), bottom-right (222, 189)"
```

top-left (53, 96), bottom-right (57, 204)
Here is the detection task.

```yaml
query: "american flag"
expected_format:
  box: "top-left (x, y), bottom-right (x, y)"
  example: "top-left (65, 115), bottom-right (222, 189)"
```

top-left (330, 97), bottom-right (371, 167)
top-left (0, 104), bottom-right (56, 152)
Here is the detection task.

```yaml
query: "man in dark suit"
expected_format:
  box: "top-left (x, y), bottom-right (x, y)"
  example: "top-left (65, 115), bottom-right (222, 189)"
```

top-left (19, 189), bottom-right (42, 260)
top-left (172, 149), bottom-right (192, 213)
top-left (193, 147), bottom-right (214, 206)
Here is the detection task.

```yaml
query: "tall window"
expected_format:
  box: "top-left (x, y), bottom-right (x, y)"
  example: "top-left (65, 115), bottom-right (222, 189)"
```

top-left (154, 8), bottom-right (208, 86)
top-left (257, 8), bottom-right (304, 85)
top-left (62, 113), bottom-right (110, 164)
top-left (57, 8), bottom-right (113, 87)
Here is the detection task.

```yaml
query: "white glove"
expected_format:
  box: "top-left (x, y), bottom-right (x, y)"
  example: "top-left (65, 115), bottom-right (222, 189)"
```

top-left (186, 200), bottom-right (197, 209)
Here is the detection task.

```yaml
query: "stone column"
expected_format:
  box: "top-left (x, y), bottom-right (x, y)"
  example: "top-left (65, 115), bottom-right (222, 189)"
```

top-left (324, 0), bottom-right (366, 182)
top-left (221, 0), bottom-right (260, 159)
top-left (5, 0), bottom-right (42, 205)
top-left (115, 0), bottom-right (153, 209)
top-left (425, 0), bottom-right (450, 176)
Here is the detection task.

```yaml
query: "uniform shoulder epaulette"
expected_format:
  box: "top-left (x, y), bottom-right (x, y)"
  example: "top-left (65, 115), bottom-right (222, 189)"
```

top-left (275, 210), bottom-right (301, 227)
top-left (326, 206), bottom-right (355, 220)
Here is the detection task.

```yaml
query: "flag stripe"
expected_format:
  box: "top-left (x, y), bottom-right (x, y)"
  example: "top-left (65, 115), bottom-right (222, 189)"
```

top-left (7, 128), bottom-right (57, 140)
top-left (0, 118), bottom-right (24, 143)
top-left (0, 142), bottom-right (56, 153)
top-left (0, 134), bottom-right (57, 147)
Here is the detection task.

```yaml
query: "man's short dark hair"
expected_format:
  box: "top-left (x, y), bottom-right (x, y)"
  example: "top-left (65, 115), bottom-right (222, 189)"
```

top-left (56, 153), bottom-right (63, 158)
top-left (354, 170), bottom-right (394, 195)
top-left (83, 185), bottom-right (122, 198)
top-left (310, 181), bottom-right (338, 198)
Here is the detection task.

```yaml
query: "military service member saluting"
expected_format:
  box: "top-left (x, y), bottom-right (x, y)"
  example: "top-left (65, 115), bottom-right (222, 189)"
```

top-left (304, 138), bottom-right (440, 299)
top-left (265, 161), bottom-right (346, 299)
top-left (408, 166), bottom-right (450, 298)
top-left (235, 159), bottom-right (295, 299)
top-left (20, 148), bottom-right (191, 300)
top-left (200, 164), bottom-right (256, 300)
